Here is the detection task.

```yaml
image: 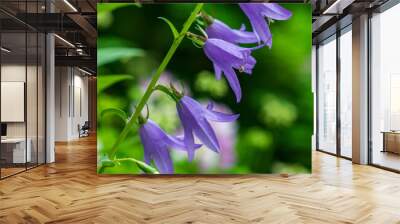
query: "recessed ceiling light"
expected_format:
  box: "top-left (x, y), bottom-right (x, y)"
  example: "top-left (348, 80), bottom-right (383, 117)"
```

top-left (322, 0), bottom-right (354, 15)
top-left (78, 67), bottom-right (93, 76)
top-left (63, 0), bottom-right (78, 12)
top-left (54, 34), bottom-right (75, 48)
top-left (1, 47), bottom-right (11, 53)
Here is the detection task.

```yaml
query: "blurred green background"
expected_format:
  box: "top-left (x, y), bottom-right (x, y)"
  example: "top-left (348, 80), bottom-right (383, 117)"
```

top-left (98, 3), bottom-right (312, 174)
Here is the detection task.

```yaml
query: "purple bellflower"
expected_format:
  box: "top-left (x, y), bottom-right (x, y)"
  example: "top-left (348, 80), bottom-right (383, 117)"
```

top-left (176, 96), bottom-right (239, 160)
top-left (203, 38), bottom-right (261, 102)
top-left (239, 3), bottom-right (292, 47)
top-left (139, 119), bottom-right (199, 174)
top-left (206, 19), bottom-right (258, 44)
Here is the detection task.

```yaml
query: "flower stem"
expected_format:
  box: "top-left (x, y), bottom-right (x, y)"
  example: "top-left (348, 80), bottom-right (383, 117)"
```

top-left (108, 3), bottom-right (204, 159)
top-left (114, 158), bottom-right (159, 174)
top-left (153, 84), bottom-right (180, 102)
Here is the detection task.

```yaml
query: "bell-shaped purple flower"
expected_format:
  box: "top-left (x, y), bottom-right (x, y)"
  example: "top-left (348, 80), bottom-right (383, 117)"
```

top-left (177, 96), bottom-right (239, 160)
top-left (139, 119), bottom-right (195, 174)
top-left (206, 19), bottom-right (258, 44)
top-left (239, 3), bottom-right (292, 47)
top-left (203, 38), bottom-right (259, 102)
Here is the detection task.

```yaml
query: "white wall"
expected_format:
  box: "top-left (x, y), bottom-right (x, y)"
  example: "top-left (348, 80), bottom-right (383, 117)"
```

top-left (55, 67), bottom-right (89, 141)
top-left (1, 63), bottom-right (46, 164)
top-left (55, 66), bottom-right (69, 141)
top-left (46, 33), bottom-right (56, 163)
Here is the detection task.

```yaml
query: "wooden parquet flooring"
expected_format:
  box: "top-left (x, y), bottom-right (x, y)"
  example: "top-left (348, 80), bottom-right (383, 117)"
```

top-left (1, 135), bottom-right (400, 223)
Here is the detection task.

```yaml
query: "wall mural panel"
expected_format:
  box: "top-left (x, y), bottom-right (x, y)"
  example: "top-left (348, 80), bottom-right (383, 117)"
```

top-left (97, 3), bottom-right (312, 174)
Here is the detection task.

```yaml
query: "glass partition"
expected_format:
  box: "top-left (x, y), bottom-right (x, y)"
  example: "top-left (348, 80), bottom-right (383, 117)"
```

top-left (371, 3), bottom-right (400, 171)
top-left (1, 29), bottom-right (28, 178)
top-left (317, 35), bottom-right (337, 154)
top-left (0, 1), bottom-right (46, 179)
top-left (339, 27), bottom-right (352, 158)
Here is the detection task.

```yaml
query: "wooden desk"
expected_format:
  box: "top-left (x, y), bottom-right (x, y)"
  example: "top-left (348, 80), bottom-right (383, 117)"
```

top-left (382, 131), bottom-right (400, 154)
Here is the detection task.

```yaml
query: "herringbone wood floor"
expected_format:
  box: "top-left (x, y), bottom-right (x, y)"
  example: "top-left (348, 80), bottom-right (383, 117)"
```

top-left (1, 135), bottom-right (400, 224)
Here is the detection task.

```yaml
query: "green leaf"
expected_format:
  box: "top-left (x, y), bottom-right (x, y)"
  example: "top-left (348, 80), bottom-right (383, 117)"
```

top-left (98, 3), bottom-right (141, 28)
top-left (98, 74), bottom-right (133, 93)
top-left (158, 17), bottom-right (179, 39)
top-left (98, 36), bottom-right (133, 48)
top-left (98, 154), bottom-right (115, 173)
top-left (98, 48), bottom-right (144, 66)
top-left (98, 3), bottom-right (141, 13)
top-left (114, 158), bottom-right (159, 174)
top-left (101, 108), bottom-right (129, 123)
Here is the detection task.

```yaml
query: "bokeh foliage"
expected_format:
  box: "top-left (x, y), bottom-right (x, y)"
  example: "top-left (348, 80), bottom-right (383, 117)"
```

top-left (98, 3), bottom-right (312, 174)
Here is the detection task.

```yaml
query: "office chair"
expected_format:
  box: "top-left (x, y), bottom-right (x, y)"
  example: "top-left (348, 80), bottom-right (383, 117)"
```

top-left (79, 121), bottom-right (90, 138)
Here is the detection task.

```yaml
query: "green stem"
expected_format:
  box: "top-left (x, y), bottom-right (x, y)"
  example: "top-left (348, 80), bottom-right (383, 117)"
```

top-left (114, 158), bottom-right (159, 174)
top-left (108, 3), bottom-right (204, 159)
top-left (153, 85), bottom-right (179, 102)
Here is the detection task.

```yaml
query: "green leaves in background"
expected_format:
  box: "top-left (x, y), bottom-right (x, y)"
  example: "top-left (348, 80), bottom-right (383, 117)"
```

top-left (98, 74), bottom-right (133, 93)
top-left (98, 3), bottom-right (141, 28)
top-left (259, 94), bottom-right (298, 127)
top-left (98, 48), bottom-right (144, 66)
top-left (98, 3), bottom-right (141, 13)
top-left (195, 70), bottom-right (228, 98)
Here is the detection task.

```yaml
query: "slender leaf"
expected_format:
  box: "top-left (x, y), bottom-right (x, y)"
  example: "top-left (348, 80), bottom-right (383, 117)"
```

top-left (98, 36), bottom-right (132, 48)
top-left (98, 74), bottom-right (133, 93)
top-left (114, 158), bottom-right (159, 174)
top-left (134, 160), bottom-right (159, 174)
top-left (101, 108), bottom-right (129, 123)
top-left (98, 48), bottom-right (144, 66)
top-left (98, 154), bottom-right (115, 173)
top-left (158, 17), bottom-right (179, 39)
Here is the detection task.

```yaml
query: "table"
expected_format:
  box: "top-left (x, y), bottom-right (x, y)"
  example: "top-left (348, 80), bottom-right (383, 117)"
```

top-left (1, 138), bottom-right (31, 164)
top-left (382, 131), bottom-right (400, 154)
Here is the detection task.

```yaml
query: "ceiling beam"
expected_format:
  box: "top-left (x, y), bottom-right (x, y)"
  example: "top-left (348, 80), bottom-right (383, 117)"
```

top-left (55, 55), bottom-right (96, 71)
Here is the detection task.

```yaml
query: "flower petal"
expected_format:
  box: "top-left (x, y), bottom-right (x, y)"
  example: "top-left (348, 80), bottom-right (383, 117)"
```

top-left (231, 29), bottom-right (259, 44)
top-left (262, 3), bottom-right (292, 20)
top-left (205, 101), bottom-right (239, 122)
top-left (193, 118), bottom-right (220, 153)
top-left (139, 127), bottom-right (152, 165)
top-left (179, 97), bottom-right (220, 152)
top-left (206, 19), bottom-right (258, 44)
top-left (214, 64), bottom-right (222, 80)
top-left (138, 119), bottom-right (178, 174)
top-left (240, 3), bottom-right (273, 45)
top-left (205, 39), bottom-right (247, 64)
top-left (177, 104), bottom-right (198, 161)
top-left (151, 145), bottom-right (173, 174)
top-left (205, 109), bottom-right (239, 122)
top-left (222, 66), bottom-right (242, 102)
top-left (207, 101), bottom-right (214, 110)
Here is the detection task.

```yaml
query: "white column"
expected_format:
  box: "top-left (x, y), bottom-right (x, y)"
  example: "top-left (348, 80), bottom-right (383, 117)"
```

top-left (312, 45), bottom-right (317, 151)
top-left (46, 32), bottom-right (55, 163)
top-left (352, 14), bottom-right (369, 164)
